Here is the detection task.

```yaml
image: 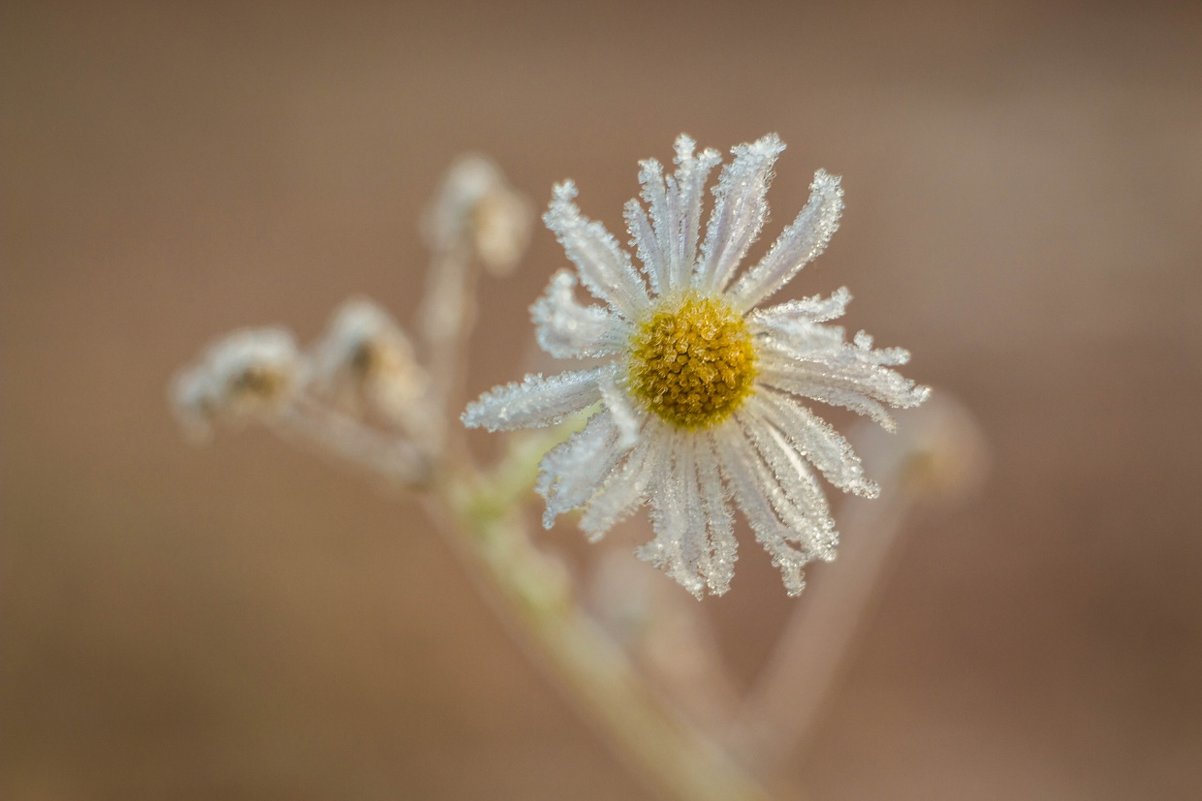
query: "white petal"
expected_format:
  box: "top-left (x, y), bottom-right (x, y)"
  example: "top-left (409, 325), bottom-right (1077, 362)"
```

top-left (597, 369), bottom-right (643, 449)
top-left (758, 328), bottom-right (931, 427)
top-left (462, 366), bottom-right (606, 431)
top-left (631, 137), bottom-right (723, 296)
top-left (696, 432), bottom-right (737, 594)
top-left (736, 408), bottom-right (838, 560)
top-left (668, 136), bottom-right (722, 293)
top-left (755, 316), bottom-right (848, 353)
top-left (730, 169), bottom-right (844, 311)
top-left (715, 424), bottom-right (811, 596)
top-left (639, 435), bottom-right (706, 598)
top-left (537, 410), bottom-right (624, 528)
top-left (662, 174), bottom-right (685, 291)
top-left (695, 134), bottom-right (786, 293)
top-left (624, 198), bottom-right (665, 296)
top-left (544, 182), bottom-right (649, 319)
top-left (676, 438), bottom-right (710, 588)
top-left (530, 270), bottom-right (629, 359)
top-left (751, 391), bottom-right (879, 497)
top-left (634, 157), bottom-right (672, 294)
top-left (758, 369), bottom-right (900, 431)
top-left (635, 433), bottom-right (737, 597)
top-left (749, 286), bottom-right (852, 326)
top-left (579, 424), bottom-right (661, 541)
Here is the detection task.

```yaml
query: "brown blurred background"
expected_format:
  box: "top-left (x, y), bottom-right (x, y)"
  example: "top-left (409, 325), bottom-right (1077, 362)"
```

top-left (4, 1), bottom-right (1202, 799)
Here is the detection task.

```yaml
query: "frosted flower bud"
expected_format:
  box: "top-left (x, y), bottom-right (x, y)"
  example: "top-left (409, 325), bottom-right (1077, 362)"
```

top-left (171, 327), bottom-right (301, 438)
top-left (311, 298), bottom-right (427, 407)
top-left (422, 155), bottom-right (533, 274)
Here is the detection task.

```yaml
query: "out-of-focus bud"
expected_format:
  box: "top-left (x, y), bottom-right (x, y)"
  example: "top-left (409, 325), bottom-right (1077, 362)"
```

top-left (171, 327), bottom-right (301, 439)
top-left (311, 299), bottom-right (428, 427)
top-left (422, 155), bottom-right (533, 275)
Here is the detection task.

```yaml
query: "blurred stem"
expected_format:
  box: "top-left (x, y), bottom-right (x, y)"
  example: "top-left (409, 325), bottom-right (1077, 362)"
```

top-left (735, 477), bottom-right (917, 768)
top-left (735, 397), bottom-right (986, 770)
top-left (426, 435), bottom-right (780, 801)
top-left (272, 395), bottom-right (430, 486)
top-left (417, 242), bottom-right (475, 456)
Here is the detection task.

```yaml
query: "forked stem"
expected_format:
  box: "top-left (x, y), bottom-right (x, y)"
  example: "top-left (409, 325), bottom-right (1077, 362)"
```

top-left (428, 438), bottom-right (780, 801)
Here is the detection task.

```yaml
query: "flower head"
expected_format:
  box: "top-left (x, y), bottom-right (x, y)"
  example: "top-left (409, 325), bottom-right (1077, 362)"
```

top-left (171, 327), bottom-right (301, 439)
top-left (312, 299), bottom-right (427, 404)
top-left (462, 134), bottom-right (929, 597)
top-left (422, 154), bottom-right (534, 274)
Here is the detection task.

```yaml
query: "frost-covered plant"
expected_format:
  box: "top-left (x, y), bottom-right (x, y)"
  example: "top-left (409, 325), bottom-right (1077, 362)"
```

top-left (172, 135), bottom-right (975, 801)
top-left (464, 134), bottom-right (929, 597)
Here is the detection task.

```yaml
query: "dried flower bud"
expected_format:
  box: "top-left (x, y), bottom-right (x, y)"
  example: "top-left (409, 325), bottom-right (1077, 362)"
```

top-left (422, 155), bottom-right (533, 274)
top-left (312, 299), bottom-right (426, 406)
top-left (171, 327), bottom-right (301, 439)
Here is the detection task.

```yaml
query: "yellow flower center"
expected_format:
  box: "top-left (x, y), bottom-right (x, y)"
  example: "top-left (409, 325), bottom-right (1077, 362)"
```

top-left (627, 294), bottom-right (757, 430)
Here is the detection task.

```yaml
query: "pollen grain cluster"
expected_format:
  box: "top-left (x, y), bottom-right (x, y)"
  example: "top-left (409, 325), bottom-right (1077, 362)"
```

top-left (627, 294), bottom-right (757, 430)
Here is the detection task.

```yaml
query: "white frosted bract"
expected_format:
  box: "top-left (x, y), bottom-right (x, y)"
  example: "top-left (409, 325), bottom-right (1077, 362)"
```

top-left (461, 367), bottom-right (606, 432)
top-left (206, 328), bottom-right (299, 389)
top-left (530, 270), bottom-right (629, 359)
top-left (172, 326), bottom-right (302, 438)
top-left (544, 181), bottom-right (649, 319)
top-left (310, 299), bottom-right (427, 408)
top-left (312, 300), bottom-right (412, 380)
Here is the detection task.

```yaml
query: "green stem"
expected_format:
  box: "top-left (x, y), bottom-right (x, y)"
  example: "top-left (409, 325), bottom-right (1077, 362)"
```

top-left (430, 436), bottom-right (778, 801)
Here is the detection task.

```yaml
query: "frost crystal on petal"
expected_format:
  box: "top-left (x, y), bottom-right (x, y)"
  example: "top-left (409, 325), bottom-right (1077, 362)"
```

top-left (695, 134), bottom-right (786, 293)
top-left (750, 286), bottom-right (852, 326)
top-left (635, 433), bottom-right (738, 597)
top-left (579, 430), bottom-right (659, 541)
top-left (544, 182), bottom-right (649, 319)
top-left (731, 169), bottom-right (844, 311)
top-left (751, 392), bottom-right (879, 498)
top-left (530, 270), bottom-right (629, 359)
top-left (461, 367), bottom-right (607, 432)
top-left (537, 410), bottom-right (625, 528)
top-left (625, 136), bottom-right (723, 296)
top-left (756, 316), bottom-right (931, 436)
top-left (642, 436), bottom-right (706, 598)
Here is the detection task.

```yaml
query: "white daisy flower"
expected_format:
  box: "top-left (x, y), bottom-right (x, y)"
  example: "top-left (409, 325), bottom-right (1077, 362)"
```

top-left (462, 134), bottom-right (929, 598)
